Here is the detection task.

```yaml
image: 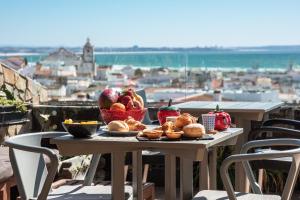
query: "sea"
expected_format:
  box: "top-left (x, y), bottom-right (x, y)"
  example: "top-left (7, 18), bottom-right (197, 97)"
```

top-left (1, 50), bottom-right (300, 71)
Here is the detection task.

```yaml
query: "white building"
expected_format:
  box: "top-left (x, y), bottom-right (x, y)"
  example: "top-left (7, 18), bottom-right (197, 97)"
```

top-left (47, 85), bottom-right (67, 99)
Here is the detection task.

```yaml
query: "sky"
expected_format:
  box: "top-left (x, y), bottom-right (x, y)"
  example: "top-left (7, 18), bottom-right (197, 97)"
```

top-left (0, 0), bottom-right (300, 47)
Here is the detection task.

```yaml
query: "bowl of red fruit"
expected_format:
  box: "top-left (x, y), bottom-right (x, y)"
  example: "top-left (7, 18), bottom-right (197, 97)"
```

top-left (157, 99), bottom-right (180, 125)
top-left (99, 88), bottom-right (147, 124)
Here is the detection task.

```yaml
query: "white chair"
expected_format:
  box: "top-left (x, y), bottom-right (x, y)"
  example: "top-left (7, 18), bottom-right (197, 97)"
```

top-left (5, 132), bottom-right (133, 200)
top-left (193, 138), bottom-right (300, 200)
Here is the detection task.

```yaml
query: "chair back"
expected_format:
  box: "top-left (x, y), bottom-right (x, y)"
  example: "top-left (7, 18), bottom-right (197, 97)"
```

top-left (136, 89), bottom-right (152, 124)
top-left (221, 139), bottom-right (300, 200)
top-left (5, 132), bottom-right (66, 200)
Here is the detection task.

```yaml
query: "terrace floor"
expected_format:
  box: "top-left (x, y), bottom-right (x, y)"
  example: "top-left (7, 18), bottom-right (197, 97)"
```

top-left (153, 187), bottom-right (300, 200)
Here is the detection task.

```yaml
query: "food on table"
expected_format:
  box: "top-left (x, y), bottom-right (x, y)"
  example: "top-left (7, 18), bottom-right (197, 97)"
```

top-left (174, 113), bottom-right (197, 129)
top-left (162, 121), bottom-right (176, 133)
top-left (208, 105), bottom-right (231, 131)
top-left (80, 121), bottom-right (98, 124)
top-left (118, 88), bottom-right (144, 111)
top-left (107, 120), bottom-right (129, 132)
top-left (183, 123), bottom-right (206, 138)
top-left (127, 99), bottom-right (143, 110)
top-left (99, 88), bottom-right (146, 123)
top-left (98, 88), bottom-right (119, 109)
top-left (110, 103), bottom-right (126, 112)
top-left (165, 130), bottom-right (183, 139)
top-left (64, 119), bottom-right (99, 125)
top-left (124, 117), bottom-right (147, 131)
top-left (142, 129), bottom-right (163, 139)
top-left (139, 113), bottom-right (207, 140)
top-left (157, 99), bottom-right (180, 125)
top-left (62, 119), bottom-right (100, 138)
top-left (64, 119), bottom-right (73, 124)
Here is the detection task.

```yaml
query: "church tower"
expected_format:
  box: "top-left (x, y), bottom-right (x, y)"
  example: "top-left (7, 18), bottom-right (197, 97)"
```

top-left (78, 38), bottom-right (95, 78)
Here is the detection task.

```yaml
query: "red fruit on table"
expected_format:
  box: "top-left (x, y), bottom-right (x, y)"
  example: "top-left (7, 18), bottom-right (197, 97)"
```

top-left (98, 88), bottom-right (119, 109)
top-left (133, 100), bottom-right (142, 110)
top-left (208, 105), bottom-right (231, 131)
top-left (157, 99), bottom-right (180, 125)
top-left (121, 88), bottom-right (134, 98)
top-left (118, 95), bottom-right (132, 106)
top-left (127, 100), bottom-right (142, 110)
top-left (126, 100), bottom-right (134, 110)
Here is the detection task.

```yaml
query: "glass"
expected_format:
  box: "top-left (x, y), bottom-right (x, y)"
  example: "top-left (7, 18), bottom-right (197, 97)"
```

top-left (201, 114), bottom-right (216, 132)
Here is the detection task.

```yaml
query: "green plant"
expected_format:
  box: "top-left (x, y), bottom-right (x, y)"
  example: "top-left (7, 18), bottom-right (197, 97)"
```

top-left (0, 85), bottom-right (28, 113)
top-left (0, 97), bottom-right (27, 113)
top-left (1, 85), bottom-right (14, 100)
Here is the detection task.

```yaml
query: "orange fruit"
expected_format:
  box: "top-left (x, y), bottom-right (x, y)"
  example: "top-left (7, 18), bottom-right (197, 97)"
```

top-left (110, 103), bottom-right (126, 112)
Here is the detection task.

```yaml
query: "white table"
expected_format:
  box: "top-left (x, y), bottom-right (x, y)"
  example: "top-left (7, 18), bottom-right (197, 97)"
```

top-left (52, 128), bottom-right (243, 200)
top-left (175, 101), bottom-right (284, 192)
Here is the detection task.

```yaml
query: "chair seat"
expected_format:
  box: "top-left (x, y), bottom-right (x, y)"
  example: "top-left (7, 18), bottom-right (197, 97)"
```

top-left (46, 184), bottom-right (133, 200)
top-left (193, 190), bottom-right (281, 200)
top-left (0, 147), bottom-right (13, 183)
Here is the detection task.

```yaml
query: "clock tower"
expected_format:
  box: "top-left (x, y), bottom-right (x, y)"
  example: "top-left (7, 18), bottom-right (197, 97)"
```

top-left (78, 38), bottom-right (95, 78)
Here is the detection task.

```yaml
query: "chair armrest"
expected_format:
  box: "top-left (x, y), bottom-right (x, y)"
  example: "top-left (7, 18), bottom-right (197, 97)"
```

top-left (242, 138), bottom-right (300, 154)
top-left (5, 140), bottom-right (59, 165)
top-left (220, 139), bottom-right (300, 200)
top-left (248, 126), bottom-right (300, 141)
top-left (263, 118), bottom-right (300, 127)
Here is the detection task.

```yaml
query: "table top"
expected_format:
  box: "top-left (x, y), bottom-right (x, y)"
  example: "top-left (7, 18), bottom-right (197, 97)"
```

top-left (175, 101), bottom-right (284, 113)
top-left (52, 128), bottom-right (243, 151)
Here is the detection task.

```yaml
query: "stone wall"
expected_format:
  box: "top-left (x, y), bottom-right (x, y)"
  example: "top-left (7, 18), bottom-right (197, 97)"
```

top-left (0, 62), bottom-right (48, 104)
top-left (0, 62), bottom-right (48, 144)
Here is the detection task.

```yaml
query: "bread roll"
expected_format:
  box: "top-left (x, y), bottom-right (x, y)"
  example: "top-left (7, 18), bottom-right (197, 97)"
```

top-left (175, 113), bottom-right (196, 129)
top-left (107, 120), bottom-right (129, 132)
top-left (183, 124), bottom-right (205, 138)
top-left (162, 121), bottom-right (175, 133)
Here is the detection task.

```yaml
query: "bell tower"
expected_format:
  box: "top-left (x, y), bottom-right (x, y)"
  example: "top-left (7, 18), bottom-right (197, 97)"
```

top-left (78, 38), bottom-right (95, 78)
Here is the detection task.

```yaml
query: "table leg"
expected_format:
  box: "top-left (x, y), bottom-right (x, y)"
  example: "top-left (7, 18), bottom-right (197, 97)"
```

top-left (209, 147), bottom-right (217, 190)
top-left (83, 154), bottom-right (101, 186)
top-left (199, 149), bottom-right (209, 190)
top-left (111, 152), bottom-right (125, 200)
top-left (180, 158), bottom-right (193, 200)
top-left (234, 118), bottom-right (250, 192)
top-left (132, 151), bottom-right (143, 200)
top-left (165, 154), bottom-right (176, 200)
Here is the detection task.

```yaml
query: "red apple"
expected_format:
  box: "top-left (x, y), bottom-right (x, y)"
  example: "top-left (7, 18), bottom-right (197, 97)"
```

top-left (98, 89), bottom-right (119, 109)
top-left (118, 95), bottom-right (132, 106)
top-left (126, 100), bottom-right (134, 110)
top-left (121, 88), bottom-right (134, 98)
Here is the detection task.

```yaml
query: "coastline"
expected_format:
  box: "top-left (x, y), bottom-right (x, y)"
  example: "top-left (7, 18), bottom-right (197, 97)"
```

top-left (1, 51), bottom-right (300, 72)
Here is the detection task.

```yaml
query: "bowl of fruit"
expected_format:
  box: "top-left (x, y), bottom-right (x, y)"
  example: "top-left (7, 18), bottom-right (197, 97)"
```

top-left (99, 88), bottom-right (147, 124)
top-left (62, 119), bottom-right (101, 138)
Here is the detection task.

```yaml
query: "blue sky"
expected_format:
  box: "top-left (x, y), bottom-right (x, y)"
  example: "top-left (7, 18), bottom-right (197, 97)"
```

top-left (0, 0), bottom-right (299, 47)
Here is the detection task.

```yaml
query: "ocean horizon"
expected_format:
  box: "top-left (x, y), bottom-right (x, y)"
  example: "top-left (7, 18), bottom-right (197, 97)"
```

top-left (1, 50), bottom-right (300, 70)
